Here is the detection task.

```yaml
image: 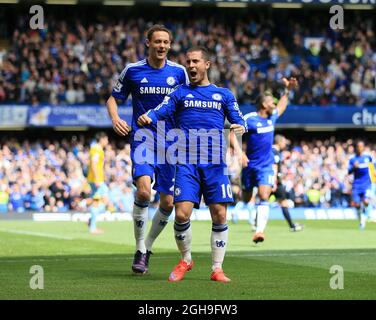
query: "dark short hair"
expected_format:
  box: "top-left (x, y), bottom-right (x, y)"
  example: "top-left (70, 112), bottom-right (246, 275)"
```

top-left (256, 91), bottom-right (274, 111)
top-left (95, 131), bottom-right (107, 141)
top-left (146, 24), bottom-right (172, 41)
top-left (186, 46), bottom-right (210, 61)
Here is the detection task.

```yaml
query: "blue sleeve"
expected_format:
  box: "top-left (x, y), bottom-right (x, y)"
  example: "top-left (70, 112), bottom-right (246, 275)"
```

top-left (147, 89), bottom-right (180, 122)
top-left (223, 90), bottom-right (247, 130)
top-left (178, 67), bottom-right (189, 85)
top-left (111, 66), bottom-right (131, 102)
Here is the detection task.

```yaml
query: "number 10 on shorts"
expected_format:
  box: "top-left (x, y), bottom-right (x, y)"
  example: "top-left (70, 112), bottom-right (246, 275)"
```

top-left (221, 184), bottom-right (233, 199)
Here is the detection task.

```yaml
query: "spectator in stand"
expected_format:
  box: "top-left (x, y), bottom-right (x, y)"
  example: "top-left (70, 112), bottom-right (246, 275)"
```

top-left (0, 183), bottom-right (9, 213)
top-left (9, 183), bottom-right (26, 213)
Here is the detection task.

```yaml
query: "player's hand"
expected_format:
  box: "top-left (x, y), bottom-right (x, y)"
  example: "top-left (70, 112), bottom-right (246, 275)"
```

top-left (230, 124), bottom-right (246, 135)
top-left (241, 152), bottom-right (249, 168)
top-left (282, 77), bottom-right (298, 91)
top-left (112, 117), bottom-right (130, 136)
top-left (137, 114), bottom-right (153, 127)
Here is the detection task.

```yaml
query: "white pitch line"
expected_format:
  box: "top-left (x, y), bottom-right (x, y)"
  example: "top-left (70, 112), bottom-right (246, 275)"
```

top-left (1, 251), bottom-right (375, 264)
top-left (0, 229), bottom-right (74, 240)
top-left (226, 251), bottom-right (376, 258)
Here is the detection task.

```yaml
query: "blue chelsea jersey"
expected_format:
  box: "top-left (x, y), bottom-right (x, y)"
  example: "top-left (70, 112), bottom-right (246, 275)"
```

top-left (348, 154), bottom-right (374, 189)
top-left (147, 83), bottom-right (246, 164)
top-left (244, 110), bottom-right (279, 168)
top-left (111, 59), bottom-right (189, 133)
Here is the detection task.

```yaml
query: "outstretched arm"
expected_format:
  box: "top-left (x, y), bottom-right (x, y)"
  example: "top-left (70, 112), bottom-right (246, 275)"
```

top-left (138, 91), bottom-right (179, 127)
top-left (229, 130), bottom-right (249, 168)
top-left (277, 77), bottom-right (298, 117)
top-left (225, 92), bottom-right (247, 135)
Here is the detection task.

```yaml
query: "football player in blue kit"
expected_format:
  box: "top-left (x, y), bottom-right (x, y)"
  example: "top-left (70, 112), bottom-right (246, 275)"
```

top-left (239, 78), bottom-right (298, 244)
top-left (106, 25), bottom-right (189, 274)
top-left (348, 140), bottom-right (376, 229)
top-left (138, 46), bottom-right (246, 283)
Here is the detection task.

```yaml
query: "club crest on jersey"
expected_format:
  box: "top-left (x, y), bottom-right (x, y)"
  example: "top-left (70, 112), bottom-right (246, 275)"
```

top-left (212, 93), bottom-right (222, 101)
top-left (166, 77), bottom-right (176, 86)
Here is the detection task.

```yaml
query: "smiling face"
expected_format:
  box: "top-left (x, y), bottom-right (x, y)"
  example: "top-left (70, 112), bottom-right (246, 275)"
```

top-left (186, 50), bottom-right (210, 85)
top-left (146, 31), bottom-right (171, 62)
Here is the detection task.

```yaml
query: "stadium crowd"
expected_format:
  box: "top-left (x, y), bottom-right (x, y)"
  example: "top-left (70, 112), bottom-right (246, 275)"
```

top-left (0, 135), bottom-right (375, 213)
top-left (0, 136), bottom-right (135, 213)
top-left (0, 9), bottom-right (375, 107)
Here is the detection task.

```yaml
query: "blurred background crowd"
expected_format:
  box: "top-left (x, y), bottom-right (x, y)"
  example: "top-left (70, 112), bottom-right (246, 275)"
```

top-left (1, 134), bottom-right (375, 213)
top-left (0, 135), bottom-right (135, 213)
top-left (0, 6), bottom-right (376, 213)
top-left (0, 7), bottom-right (375, 107)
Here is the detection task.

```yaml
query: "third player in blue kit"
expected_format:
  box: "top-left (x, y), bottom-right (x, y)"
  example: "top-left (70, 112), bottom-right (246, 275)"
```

top-left (348, 140), bottom-right (376, 229)
top-left (237, 78), bottom-right (298, 244)
top-left (138, 46), bottom-right (246, 283)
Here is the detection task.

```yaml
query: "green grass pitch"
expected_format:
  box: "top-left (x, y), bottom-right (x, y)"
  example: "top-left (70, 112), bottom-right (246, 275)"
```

top-left (0, 219), bottom-right (375, 300)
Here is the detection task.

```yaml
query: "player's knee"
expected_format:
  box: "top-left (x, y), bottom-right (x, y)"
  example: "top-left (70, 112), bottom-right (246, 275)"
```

top-left (136, 189), bottom-right (151, 203)
top-left (212, 213), bottom-right (226, 225)
top-left (259, 192), bottom-right (270, 201)
top-left (175, 211), bottom-right (190, 223)
top-left (160, 200), bottom-right (174, 213)
top-left (175, 207), bottom-right (191, 223)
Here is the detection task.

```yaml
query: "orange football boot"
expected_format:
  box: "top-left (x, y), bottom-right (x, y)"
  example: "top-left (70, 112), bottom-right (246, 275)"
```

top-left (210, 268), bottom-right (231, 283)
top-left (168, 259), bottom-right (194, 282)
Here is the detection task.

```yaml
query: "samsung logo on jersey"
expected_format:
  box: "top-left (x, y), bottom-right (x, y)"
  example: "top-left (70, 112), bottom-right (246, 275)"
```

top-left (257, 126), bottom-right (274, 134)
top-left (140, 87), bottom-right (174, 95)
top-left (357, 163), bottom-right (370, 169)
top-left (184, 100), bottom-right (222, 110)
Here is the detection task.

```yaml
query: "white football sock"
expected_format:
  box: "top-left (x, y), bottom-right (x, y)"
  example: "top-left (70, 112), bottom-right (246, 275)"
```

top-left (256, 201), bottom-right (270, 233)
top-left (133, 200), bottom-right (149, 253)
top-left (174, 220), bottom-right (192, 264)
top-left (211, 223), bottom-right (228, 271)
top-left (145, 207), bottom-right (172, 252)
top-left (234, 201), bottom-right (245, 211)
top-left (247, 202), bottom-right (256, 225)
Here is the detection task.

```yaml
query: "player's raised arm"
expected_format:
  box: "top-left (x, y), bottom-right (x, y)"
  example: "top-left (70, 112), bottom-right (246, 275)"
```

top-left (138, 89), bottom-right (180, 127)
top-left (276, 77), bottom-right (298, 117)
